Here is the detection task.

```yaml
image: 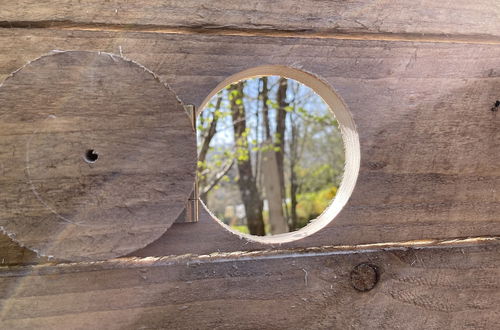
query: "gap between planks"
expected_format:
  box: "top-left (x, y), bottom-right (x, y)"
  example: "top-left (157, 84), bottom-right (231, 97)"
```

top-left (0, 236), bottom-right (497, 276)
top-left (1, 21), bottom-right (500, 45)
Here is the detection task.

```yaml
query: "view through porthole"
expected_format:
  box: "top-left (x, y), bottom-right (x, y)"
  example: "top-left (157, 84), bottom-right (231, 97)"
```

top-left (197, 75), bottom-right (345, 236)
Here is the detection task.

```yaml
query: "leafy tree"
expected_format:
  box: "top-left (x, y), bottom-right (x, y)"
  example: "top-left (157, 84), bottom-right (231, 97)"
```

top-left (197, 76), bottom-right (344, 236)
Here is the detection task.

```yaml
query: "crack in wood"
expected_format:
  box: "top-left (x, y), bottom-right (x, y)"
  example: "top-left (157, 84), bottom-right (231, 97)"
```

top-left (2, 20), bottom-right (500, 45)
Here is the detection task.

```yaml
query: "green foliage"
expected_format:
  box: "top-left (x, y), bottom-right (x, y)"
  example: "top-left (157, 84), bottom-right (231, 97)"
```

top-left (296, 186), bottom-right (338, 226)
top-left (295, 163), bottom-right (343, 194)
top-left (266, 99), bottom-right (278, 108)
top-left (197, 75), bottom-right (345, 236)
top-left (230, 225), bottom-right (249, 234)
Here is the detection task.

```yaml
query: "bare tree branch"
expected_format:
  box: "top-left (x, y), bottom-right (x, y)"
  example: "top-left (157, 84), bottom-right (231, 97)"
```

top-left (200, 159), bottom-right (235, 200)
top-left (198, 95), bottom-right (223, 164)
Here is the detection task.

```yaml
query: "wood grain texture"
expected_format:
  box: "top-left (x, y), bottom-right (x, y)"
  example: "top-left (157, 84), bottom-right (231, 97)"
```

top-left (1, 0), bottom-right (500, 40)
top-left (0, 234), bottom-right (44, 266)
top-left (0, 240), bottom-right (498, 329)
top-left (0, 50), bottom-right (196, 261)
top-left (0, 28), bottom-right (499, 260)
top-left (0, 4), bottom-right (498, 327)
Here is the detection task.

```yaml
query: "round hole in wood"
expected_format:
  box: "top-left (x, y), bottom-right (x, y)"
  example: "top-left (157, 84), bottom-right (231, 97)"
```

top-left (84, 149), bottom-right (99, 163)
top-left (197, 66), bottom-right (360, 243)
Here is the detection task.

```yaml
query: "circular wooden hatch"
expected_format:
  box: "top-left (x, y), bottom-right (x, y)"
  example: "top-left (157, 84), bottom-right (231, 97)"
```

top-left (0, 51), bottom-right (196, 261)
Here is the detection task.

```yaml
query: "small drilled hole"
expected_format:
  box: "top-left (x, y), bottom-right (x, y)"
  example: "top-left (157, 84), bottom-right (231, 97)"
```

top-left (84, 149), bottom-right (99, 163)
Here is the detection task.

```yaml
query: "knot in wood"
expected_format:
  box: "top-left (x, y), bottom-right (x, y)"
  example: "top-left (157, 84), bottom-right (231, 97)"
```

top-left (350, 263), bottom-right (379, 292)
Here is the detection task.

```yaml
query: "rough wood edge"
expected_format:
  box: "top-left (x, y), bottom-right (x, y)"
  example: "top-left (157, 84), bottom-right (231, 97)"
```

top-left (1, 236), bottom-right (497, 275)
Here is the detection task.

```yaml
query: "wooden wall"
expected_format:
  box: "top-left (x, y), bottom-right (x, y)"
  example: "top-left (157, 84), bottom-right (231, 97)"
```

top-left (0, 1), bottom-right (499, 328)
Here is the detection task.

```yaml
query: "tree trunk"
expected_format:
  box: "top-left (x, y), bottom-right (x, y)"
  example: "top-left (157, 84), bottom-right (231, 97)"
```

top-left (258, 77), bottom-right (289, 233)
top-left (230, 82), bottom-right (265, 236)
top-left (261, 140), bottom-right (288, 234)
top-left (261, 77), bottom-right (271, 140)
top-left (290, 120), bottom-right (299, 231)
top-left (275, 78), bottom-right (289, 222)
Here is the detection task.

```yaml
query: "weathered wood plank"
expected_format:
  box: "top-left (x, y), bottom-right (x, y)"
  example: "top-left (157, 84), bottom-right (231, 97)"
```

top-left (0, 240), bottom-right (498, 329)
top-left (0, 29), bottom-right (499, 260)
top-left (1, 0), bottom-right (500, 39)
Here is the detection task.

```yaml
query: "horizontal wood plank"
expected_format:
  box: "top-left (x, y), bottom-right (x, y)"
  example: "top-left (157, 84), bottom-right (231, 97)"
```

top-left (0, 240), bottom-right (498, 329)
top-left (1, 0), bottom-right (500, 40)
top-left (0, 28), bottom-right (499, 261)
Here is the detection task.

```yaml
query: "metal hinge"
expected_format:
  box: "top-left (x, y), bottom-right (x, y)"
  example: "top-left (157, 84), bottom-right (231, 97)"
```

top-left (175, 104), bottom-right (199, 223)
